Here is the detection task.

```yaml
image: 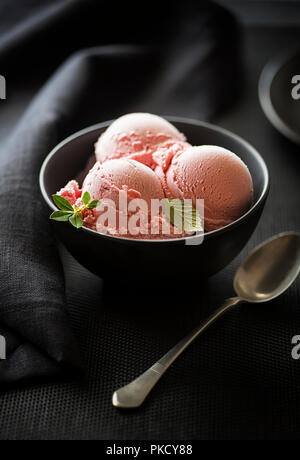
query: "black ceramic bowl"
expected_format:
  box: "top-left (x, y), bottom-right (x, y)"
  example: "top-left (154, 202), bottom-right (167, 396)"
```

top-left (40, 117), bottom-right (269, 282)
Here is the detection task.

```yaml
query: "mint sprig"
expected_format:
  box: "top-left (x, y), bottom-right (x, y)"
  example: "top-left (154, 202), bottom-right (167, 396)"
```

top-left (163, 199), bottom-right (203, 233)
top-left (50, 192), bottom-right (99, 229)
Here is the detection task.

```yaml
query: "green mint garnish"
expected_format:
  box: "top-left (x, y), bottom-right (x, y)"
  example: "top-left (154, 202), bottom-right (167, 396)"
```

top-left (50, 211), bottom-right (73, 222)
top-left (88, 200), bottom-right (99, 210)
top-left (69, 213), bottom-right (83, 229)
top-left (50, 194), bottom-right (100, 229)
top-left (163, 199), bottom-right (203, 233)
top-left (82, 191), bottom-right (91, 206)
top-left (52, 195), bottom-right (74, 212)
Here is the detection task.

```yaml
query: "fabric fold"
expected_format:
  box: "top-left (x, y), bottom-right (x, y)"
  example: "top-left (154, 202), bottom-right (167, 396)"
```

top-left (0, 0), bottom-right (241, 385)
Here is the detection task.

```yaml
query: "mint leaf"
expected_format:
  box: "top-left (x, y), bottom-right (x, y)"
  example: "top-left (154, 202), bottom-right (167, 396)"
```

top-left (82, 191), bottom-right (91, 206)
top-left (52, 194), bottom-right (74, 212)
top-left (69, 213), bottom-right (83, 229)
top-left (87, 200), bottom-right (100, 210)
top-left (50, 192), bottom-right (92, 230)
top-left (50, 211), bottom-right (73, 222)
top-left (163, 199), bottom-right (203, 233)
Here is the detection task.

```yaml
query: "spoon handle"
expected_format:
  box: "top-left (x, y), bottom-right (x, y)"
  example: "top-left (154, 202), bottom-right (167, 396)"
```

top-left (112, 296), bottom-right (241, 409)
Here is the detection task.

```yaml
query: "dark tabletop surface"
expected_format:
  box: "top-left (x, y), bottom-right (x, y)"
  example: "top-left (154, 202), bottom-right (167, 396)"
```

top-left (0, 25), bottom-right (300, 440)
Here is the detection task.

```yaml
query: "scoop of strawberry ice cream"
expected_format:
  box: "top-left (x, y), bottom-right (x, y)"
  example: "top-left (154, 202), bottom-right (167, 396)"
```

top-left (164, 146), bottom-right (254, 232)
top-left (83, 158), bottom-right (164, 204)
top-left (57, 180), bottom-right (81, 206)
top-left (95, 113), bottom-right (188, 168)
top-left (82, 158), bottom-right (184, 238)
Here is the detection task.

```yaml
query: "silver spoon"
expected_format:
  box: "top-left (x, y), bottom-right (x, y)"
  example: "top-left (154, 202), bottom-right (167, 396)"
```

top-left (113, 232), bottom-right (300, 409)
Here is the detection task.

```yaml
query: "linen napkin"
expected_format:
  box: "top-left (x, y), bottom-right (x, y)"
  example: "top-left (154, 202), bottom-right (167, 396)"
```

top-left (0, 0), bottom-right (241, 384)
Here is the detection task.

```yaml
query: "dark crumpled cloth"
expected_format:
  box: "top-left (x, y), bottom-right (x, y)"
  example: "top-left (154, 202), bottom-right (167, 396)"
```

top-left (0, 0), bottom-right (241, 384)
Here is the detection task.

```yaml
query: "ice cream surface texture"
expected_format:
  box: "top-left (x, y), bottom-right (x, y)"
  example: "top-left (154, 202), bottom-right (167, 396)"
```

top-left (164, 146), bottom-right (254, 232)
top-left (95, 113), bottom-right (188, 168)
top-left (58, 180), bottom-right (81, 206)
top-left (83, 158), bottom-right (165, 205)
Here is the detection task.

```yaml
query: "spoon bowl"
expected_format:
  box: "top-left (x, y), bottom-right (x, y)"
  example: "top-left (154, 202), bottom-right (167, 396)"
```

top-left (234, 232), bottom-right (300, 303)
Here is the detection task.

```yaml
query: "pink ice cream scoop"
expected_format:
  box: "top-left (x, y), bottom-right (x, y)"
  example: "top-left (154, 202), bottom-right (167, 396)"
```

top-left (95, 113), bottom-right (188, 168)
top-left (82, 158), bottom-right (183, 238)
top-left (83, 158), bottom-right (164, 205)
top-left (165, 146), bottom-right (254, 232)
top-left (57, 180), bottom-right (82, 206)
